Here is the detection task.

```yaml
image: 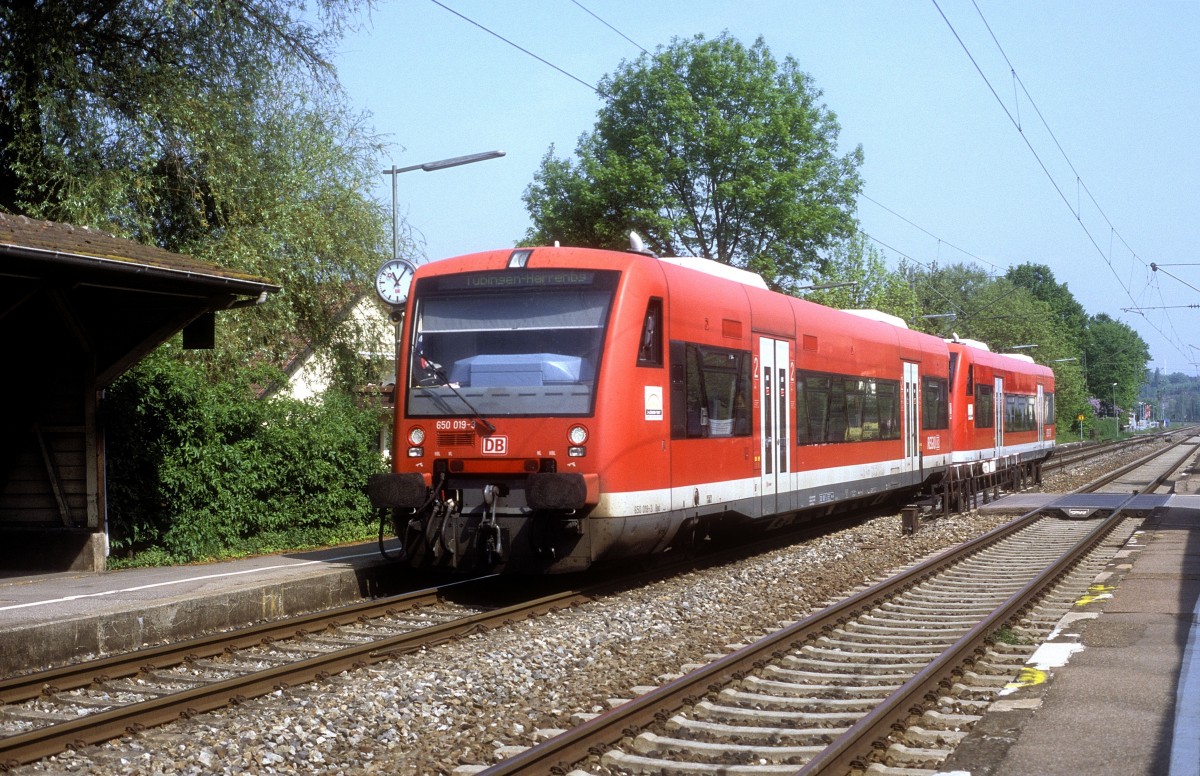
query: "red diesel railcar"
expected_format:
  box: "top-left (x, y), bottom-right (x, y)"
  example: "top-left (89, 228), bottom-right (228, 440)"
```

top-left (368, 241), bottom-right (1053, 572)
top-left (946, 338), bottom-right (1056, 466)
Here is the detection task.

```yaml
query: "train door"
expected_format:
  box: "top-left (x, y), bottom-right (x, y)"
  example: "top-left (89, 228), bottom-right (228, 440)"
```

top-left (758, 337), bottom-right (791, 516)
top-left (1037, 384), bottom-right (1045, 444)
top-left (902, 362), bottom-right (920, 475)
top-left (994, 377), bottom-right (1005, 450)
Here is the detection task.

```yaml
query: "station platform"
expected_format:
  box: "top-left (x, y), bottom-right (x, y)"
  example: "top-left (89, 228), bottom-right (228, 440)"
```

top-left (0, 540), bottom-right (404, 675)
top-left (942, 502), bottom-right (1200, 776)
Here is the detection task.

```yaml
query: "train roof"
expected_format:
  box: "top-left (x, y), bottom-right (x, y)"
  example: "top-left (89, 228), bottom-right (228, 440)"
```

top-left (947, 338), bottom-right (1054, 378)
top-left (656, 255), bottom-right (769, 289)
top-left (844, 309), bottom-right (910, 329)
top-left (414, 244), bottom-right (952, 366)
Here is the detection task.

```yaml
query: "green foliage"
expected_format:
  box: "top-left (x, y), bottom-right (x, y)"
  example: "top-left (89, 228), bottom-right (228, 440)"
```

top-left (991, 625), bottom-right (1029, 646)
top-left (1005, 264), bottom-right (1088, 351)
top-left (1084, 313), bottom-right (1150, 414)
top-left (790, 248), bottom-right (1139, 434)
top-left (523, 33), bottom-right (863, 292)
top-left (0, 0), bottom-right (388, 387)
top-left (804, 234), bottom-right (919, 317)
top-left (104, 345), bottom-right (386, 565)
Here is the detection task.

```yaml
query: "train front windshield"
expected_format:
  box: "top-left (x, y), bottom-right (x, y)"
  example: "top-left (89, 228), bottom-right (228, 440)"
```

top-left (406, 269), bottom-right (618, 418)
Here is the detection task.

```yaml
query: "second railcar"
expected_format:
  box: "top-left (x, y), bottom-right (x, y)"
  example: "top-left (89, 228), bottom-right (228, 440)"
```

top-left (946, 338), bottom-right (1056, 466)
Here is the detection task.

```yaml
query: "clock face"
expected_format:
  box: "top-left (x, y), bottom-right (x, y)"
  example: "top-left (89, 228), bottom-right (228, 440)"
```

top-left (375, 259), bottom-right (415, 307)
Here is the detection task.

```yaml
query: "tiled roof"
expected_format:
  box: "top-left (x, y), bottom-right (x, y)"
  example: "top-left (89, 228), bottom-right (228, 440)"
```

top-left (0, 213), bottom-right (277, 290)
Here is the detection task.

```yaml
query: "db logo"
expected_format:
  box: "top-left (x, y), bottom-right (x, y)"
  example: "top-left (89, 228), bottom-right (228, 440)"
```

top-left (481, 436), bottom-right (509, 455)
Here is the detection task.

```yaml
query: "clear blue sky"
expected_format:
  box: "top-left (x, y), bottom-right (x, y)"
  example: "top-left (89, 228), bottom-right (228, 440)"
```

top-left (333, 1), bottom-right (1200, 374)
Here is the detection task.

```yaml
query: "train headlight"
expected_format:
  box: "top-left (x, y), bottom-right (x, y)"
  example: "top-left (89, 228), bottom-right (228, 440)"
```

top-left (567, 425), bottom-right (589, 445)
top-left (406, 426), bottom-right (425, 458)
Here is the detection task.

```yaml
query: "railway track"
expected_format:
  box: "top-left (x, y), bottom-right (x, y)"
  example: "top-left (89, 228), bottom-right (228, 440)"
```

top-left (1042, 426), bottom-right (1187, 475)
top-left (0, 513), bottom-right (887, 771)
top-left (482, 434), bottom-right (1200, 775)
top-left (0, 432), bottom-right (1184, 772)
top-left (0, 577), bottom-right (602, 770)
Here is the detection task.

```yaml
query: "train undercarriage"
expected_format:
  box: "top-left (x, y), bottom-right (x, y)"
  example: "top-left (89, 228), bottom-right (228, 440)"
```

top-left (368, 452), bottom-right (1049, 574)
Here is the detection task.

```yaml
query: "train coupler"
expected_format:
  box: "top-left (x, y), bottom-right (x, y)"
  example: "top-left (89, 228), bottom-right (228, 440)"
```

top-left (480, 485), bottom-right (504, 562)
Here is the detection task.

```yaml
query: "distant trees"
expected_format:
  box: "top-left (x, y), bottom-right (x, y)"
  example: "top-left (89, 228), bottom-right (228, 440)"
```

top-left (894, 261), bottom-right (1146, 431)
top-left (803, 234), bottom-right (919, 315)
top-left (523, 33), bottom-right (863, 293)
top-left (515, 29), bottom-right (1150, 432)
top-left (1151, 371), bottom-right (1200, 423)
top-left (805, 255), bottom-right (1145, 431)
top-left (1084, 314), bottom-right (1151, 415)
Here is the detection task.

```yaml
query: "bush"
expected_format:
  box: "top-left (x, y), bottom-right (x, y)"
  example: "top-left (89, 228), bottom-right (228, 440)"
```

top-left (105, 348), bottom-right (386, 565)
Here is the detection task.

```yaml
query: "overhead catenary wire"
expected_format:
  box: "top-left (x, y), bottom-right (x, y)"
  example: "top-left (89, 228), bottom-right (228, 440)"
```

top-left (428, 0), bottom-right (1190, 369)
top-left (569, 0), bottom-right (649, 54)
top-left (428, 0), bottom-right (604, 96)
top-left (859, 194), bottom-right (1006, 275)
top-left (933, 0), bottom-right (1188, 363)
top-left (432, 0), bottom-right (1012, 303)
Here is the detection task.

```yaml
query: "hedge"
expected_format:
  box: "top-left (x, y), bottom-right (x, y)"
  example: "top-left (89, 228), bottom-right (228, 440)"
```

top-left (104, 349), bottom-right (386, 566)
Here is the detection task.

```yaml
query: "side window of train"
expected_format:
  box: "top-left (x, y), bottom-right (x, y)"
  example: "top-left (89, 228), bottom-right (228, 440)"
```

top-left (797, 371), bottom-right (900, 444)
top-left (921, 376), bottom-right (949, 430)
top-left (1043, 392), bottom-right (1055, 425)
top-left (1004, 394), bottom-right (1038, 432)
top-left (668, 340), bottom-right (750, 439)
top-left (637, 298), bottom-right (663, 366)
top-left (975, 384), bottom-right (994, 428)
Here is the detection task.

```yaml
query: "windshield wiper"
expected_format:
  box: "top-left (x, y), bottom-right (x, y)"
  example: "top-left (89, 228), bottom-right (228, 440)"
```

top-left (417, 358), bottom-right (497, 435)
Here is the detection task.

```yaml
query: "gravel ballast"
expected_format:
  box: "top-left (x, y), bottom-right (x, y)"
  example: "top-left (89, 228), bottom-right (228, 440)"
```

top-left (16, 442), bottom-right (1159, 775)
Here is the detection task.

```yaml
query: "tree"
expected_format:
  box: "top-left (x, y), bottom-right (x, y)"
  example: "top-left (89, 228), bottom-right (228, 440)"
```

top-left (1153, 372), bottom-right (1200, 423)
top-left (804, 234), bottom-right (918, 318)
top-left (905, 261), bottom-right (1089, 430)
top-left (1084, 313), bottom-right (1150, 416)
top-left (1005, 263), bottom-right (1088, 350)
top-left (0, 0), bottom-right (387, 381)
top-left (523, 33), bottom-right (864, 292)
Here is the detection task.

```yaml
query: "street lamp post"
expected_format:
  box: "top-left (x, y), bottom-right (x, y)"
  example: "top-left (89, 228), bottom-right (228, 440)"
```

top-left (376, 150), bottom-right (505, 438)
top-left (795, 281), bottom-right (859, 292)
top-left (381, 150), bottom-right (506, 260)
top-left (1112, 382), bottom-right (1119, 426)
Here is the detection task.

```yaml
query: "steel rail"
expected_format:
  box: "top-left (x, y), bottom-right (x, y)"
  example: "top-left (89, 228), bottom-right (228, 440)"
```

top-left (0, 586), bottom-right (591, 769)
top-left (480, 433), bottom-right (1199, 775)
top-left (6, 434), bottom-right (1193, 771)
top-left (0, 524), bottom-right (847, 770)
top-left (1044, 426), bottom-right (1193, 475)
top-left (799, 433), bottom-right (1198, 774)
top-left (0, 579), bottom-right (479, 706)
top-left (795, 500), bottom-right (1132, 774)
top-left (478, 510), bottom-right (1047, 775)
top-left (1077, 431), bottom-right (1196, 493)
